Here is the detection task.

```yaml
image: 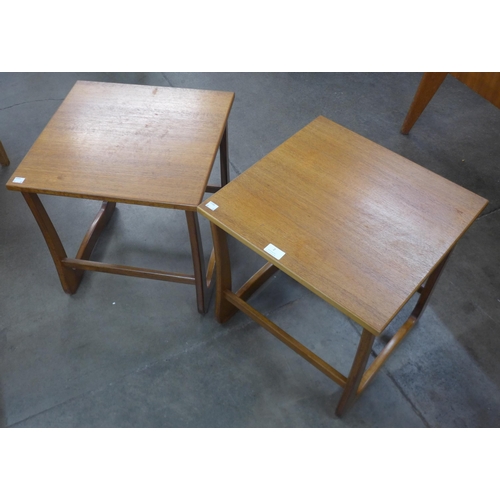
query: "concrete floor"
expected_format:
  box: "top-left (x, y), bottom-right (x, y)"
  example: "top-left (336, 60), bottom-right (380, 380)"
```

top-left (0, 72), bottom-right (499, 428)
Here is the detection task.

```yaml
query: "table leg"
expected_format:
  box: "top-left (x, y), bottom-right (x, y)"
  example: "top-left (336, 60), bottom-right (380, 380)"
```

top-left (0, 141), bottom-right (10, 167)
top-left (186, 211), bottom-right (214, 314)
top-left (210, 223), bottom-right (239, 322)
top-left (220, 125), bottom-right (229, 187)
top-left (355, 249), bottom-right (453, 397)
top-left (401, 72), bottom-right (447, 134)
top-left (75, 201), bottom-right (116, 261)
top-left (22, 192), bottom-right (81, 294)
top-left (411, 250), bottom-right (451, 320)
top-left (192, 124), bottom-right (229, 311)
top-left (205, 125), bottom-right (230, 194)
top-left (335, 329), bottom-right (375, 417)
top-left (208, 226), bottom-right (455, 416)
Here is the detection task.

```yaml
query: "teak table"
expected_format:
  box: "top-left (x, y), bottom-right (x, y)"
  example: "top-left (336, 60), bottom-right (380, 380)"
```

top-left (198, 116), bottom-right (488, 416)
top-left (6, 81), bottom-right (234, 313)
top-left (401, 72), bottom-right (500, 134)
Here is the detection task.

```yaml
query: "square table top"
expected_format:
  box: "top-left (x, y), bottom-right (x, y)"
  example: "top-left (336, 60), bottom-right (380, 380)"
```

top-left (6, 81), bottom-right (234, 209)
top-left (198, 116), bottom-right (488, 335)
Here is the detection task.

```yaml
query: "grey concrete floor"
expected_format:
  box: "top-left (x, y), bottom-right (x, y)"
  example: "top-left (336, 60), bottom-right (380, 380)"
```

top-left (1, 72), bottom-right (499, 428)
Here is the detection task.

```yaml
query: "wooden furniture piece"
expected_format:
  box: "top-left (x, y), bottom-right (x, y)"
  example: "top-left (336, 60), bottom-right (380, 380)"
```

top-left (199, 116), bottom-right (487, 416)
top-left (0, 141), bottom-right (9, 166)
top-left (401, 72), bottom-right (500, 134)
top-left (6, 81), bottom-right (234, 313)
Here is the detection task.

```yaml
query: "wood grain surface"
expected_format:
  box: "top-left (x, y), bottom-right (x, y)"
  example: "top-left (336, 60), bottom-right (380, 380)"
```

top-left (199, 116), bottom-right (488, 334)
top-left (6, 81), bottom-right (234, 209)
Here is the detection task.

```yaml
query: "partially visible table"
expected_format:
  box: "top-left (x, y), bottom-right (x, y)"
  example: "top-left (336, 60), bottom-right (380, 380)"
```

top-left (199, 116), bottom-right (488, 416)
top-left (6, 81), bottom-right (234, 313)
top-left (401, 72), bottom-right (500, 134)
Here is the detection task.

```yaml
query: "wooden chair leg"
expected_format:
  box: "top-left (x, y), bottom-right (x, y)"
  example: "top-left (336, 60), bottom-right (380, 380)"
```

top-left (186, 211), bottom-right (213, 314)
top-left (0, 141), bottom-right (10, 167)
top-left (401, 72), bottom-right (448, 134)
top-left (335, 329), bottom-right (375, 417)
top-left (210, 223), bottom-right (238, 323)
top-left (22, 192), bottom-right (81, 294)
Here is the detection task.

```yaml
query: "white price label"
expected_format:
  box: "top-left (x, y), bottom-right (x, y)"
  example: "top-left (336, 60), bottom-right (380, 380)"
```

top-left (264, 243), bottom-right (285, 260)
top-left (206, 201), bottom-right (219, 211)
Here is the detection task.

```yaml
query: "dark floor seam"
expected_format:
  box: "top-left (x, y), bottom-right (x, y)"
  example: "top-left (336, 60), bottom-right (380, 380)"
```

top-left (230, 160), bottom-right (243, 175)
top-left (161, 73), bottom-right (173, 87)
top-left (8, 293), bottom-right (294, 426)
top-left (378, 360), bottom-right (431, 428)
top-left (8, 392), bottom-right (95, 428)
top-left (7, 325), bottom-right (238, 427)
top-left (0, 99), bottom-right (62, 111)
top-left (477, 205), bottom-right (500, 220)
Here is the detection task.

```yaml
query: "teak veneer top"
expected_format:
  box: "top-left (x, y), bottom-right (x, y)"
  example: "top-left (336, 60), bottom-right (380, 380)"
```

top-left (199, 116), bottom-right (488, 335)
top-left (6, 81), bottom-right (234, 209)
